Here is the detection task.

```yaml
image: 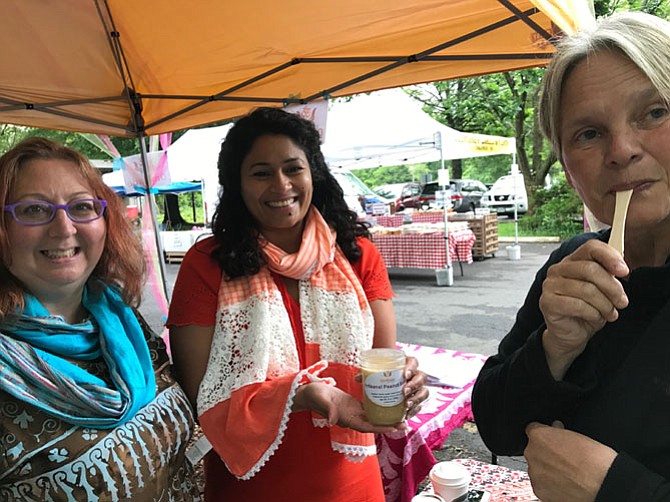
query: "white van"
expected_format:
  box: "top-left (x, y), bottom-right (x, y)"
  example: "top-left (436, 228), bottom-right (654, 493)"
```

top-left (480, 174), bottom-right (528, 216)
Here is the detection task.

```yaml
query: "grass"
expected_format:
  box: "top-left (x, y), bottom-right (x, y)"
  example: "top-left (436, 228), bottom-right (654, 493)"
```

top-left (497, 219), bottom-right (562, 238)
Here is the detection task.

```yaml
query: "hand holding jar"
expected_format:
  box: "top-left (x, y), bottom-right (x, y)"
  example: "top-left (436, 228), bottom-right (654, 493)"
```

top-left (361, 348), bottom-right (428, 425)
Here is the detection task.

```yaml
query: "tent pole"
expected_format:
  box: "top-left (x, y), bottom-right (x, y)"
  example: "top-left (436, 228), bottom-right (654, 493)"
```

top-left (512, 154), bottom-right (519, 246)
top-left (138, 136), bottom-right (171, 301)
top-left (437, 132), bottom-right (453, 287)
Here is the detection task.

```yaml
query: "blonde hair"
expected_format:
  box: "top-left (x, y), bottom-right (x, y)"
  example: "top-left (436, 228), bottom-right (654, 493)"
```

top-left (539, 11), bottom-right (670, 162)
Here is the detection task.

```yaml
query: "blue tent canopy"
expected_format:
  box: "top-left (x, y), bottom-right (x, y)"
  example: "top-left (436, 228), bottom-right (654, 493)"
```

top-left (109, 180), bottom-right (202, 197)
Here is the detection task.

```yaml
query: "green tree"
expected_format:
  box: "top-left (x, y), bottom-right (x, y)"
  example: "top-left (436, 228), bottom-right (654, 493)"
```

top-left (353, 163), bottom-right (436, 189)
top-left (404, 3), bottom-right (668, 216)
top-left (410, 69), bottom-right (555, 212)
top-left (520, 177), bottom-right (584, 239)
top-left (595, 0), bottom-right (669, 16)
top-left (0, 125), bottom-right (141, 158)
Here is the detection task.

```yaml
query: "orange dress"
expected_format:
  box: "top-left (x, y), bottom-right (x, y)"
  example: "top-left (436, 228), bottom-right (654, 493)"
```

top-left (168, 236), bottom-right (393, 502)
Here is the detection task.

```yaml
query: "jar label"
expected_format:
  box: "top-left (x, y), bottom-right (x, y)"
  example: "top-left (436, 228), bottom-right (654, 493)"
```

top-left (364, 369), bottom-right (404, 407)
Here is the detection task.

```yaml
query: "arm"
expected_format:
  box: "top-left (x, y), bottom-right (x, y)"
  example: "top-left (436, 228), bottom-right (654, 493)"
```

top-left (353, 236), bottom-right (397, 351)
top-left (472, 251), bottom-right (572, 454)
top-left (524, 422), bottom-right (670, 502)
top-left (169, 324), bottom-right (214, 411)
top-left (166, 238), bottom-right (220, 412)
top-left (355, 237), bottom-right (427, 418)
top-left (370, 298), bottom-right (396, 348)
top-left (368, 297), bottom-right (427, 418)
top-left (473, 233), bottom-right (625, 454)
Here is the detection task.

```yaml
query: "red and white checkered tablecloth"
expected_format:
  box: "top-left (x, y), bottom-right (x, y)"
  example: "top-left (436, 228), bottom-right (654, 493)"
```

top-left (411, 212), bottom-right (445, 225)
top-left (374, 215), bottom-right (405, 227)
top-left (372, 229), bottom-right (475, 268)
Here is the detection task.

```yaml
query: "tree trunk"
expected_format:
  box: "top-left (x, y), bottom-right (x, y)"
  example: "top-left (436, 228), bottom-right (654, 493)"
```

top-left (162, 194), bottom-right (192, 230)
top-left (451, 158), bottom-right (463, 179)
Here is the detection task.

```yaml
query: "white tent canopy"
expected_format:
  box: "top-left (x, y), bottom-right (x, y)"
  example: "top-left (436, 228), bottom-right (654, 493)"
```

top-left (164, 88), bottom-right (516, 189)
top-left (166, 124), bottom-right (232, 223)
top-left (163, 89), bottom-right (516, 220)
top-left (321, 88), bottom-right (516, 170)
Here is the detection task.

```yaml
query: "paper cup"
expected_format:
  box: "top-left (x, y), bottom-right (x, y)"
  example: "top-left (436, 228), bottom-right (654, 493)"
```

top-left (429, 461), bottom-right (471, 502)
top-left (412, 494), bottom-right (446, 502)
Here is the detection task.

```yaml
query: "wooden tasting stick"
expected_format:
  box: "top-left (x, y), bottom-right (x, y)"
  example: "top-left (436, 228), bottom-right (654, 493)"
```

top-left (608, 189), bottom-right (633, 256)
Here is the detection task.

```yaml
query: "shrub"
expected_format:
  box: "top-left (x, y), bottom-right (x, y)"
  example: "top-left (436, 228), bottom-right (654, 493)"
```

top-left (520, 179), bottom-right (583, 240)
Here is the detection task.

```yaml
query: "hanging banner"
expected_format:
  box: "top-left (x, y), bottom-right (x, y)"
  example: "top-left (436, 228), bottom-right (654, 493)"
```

top-left (139, 196), bottom-right (170, 330)
top-left (443, 132), bottom-right (516, 160)
top-left (118, 150), bottom-right (172, 194)
top-left (285, 100), bottom-right (328, 142)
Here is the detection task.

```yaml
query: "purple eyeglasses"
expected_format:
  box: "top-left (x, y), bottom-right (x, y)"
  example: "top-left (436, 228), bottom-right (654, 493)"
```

top-left (3, 199), bottom-right (107, 226)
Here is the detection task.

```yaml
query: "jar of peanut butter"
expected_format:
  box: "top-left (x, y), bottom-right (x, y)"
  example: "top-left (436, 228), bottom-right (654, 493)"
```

top-left (360, 348), bottom-right (407, 425)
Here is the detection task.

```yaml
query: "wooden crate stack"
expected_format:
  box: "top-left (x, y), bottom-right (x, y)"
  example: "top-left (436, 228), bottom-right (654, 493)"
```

top-left (450, 213), bottom-right (498, 258)
top-left (468, 213), bottom-right (499, 258)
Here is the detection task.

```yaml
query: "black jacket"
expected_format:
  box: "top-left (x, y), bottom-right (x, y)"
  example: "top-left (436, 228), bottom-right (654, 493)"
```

top-left (472, 230), bottom-right (670, 501)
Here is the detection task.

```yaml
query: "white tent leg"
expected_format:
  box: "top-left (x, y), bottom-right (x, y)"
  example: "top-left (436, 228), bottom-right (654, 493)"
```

top-left (138, 136), bottom-right (170, 301)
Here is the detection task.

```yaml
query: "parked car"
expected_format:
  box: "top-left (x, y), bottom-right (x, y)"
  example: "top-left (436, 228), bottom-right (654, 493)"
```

top-left (331, 170), bottom-right (391, 216)
top-left (394, 182), bottom-right (423, 211)
top-left (396, 179), bottom-right (488, 213)
top-left (480, 174), bottom-right (528, 217)
top-left (373, 182), bottom-right (407, 206)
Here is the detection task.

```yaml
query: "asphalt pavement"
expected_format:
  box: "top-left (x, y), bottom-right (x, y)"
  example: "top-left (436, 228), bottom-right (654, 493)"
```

top-left (389, 240), bottom-right (558, 355)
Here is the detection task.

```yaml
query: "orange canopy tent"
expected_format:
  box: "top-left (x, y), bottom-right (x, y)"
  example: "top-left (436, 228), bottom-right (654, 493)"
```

top-left (0, 0), bottom-right (594, 301)
top-left (0, 0), bottom-right (594, 137)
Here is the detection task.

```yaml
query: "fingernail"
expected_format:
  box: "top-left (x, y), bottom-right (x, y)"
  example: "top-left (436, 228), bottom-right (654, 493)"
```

top-left (407, 400), bottom-right (414, 408)
top-left (405, 370), bottom-right (412, 379)
top-left (403, 386), bottom-right (412, 396)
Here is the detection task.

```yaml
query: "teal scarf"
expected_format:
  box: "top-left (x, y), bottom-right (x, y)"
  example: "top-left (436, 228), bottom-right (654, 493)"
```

top-left (0, 285), bottom-right (156, 428)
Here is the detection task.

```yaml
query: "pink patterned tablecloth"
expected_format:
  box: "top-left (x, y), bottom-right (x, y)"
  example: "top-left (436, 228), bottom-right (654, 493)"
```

top-left (454, 459), bottom-right (537, 501)
top-left (377, 342), bottom-right (488, 502)
top-left (419, 459), bottom-right (537, 501)
top-left (372, 229), bottom-right (476, 268)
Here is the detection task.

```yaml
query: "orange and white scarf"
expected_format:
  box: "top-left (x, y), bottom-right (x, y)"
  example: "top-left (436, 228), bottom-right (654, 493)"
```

top-left (198, 207), bottom-right (376, 479)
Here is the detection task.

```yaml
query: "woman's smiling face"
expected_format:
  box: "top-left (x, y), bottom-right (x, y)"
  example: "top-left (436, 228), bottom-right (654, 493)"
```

top-left (240, 134), bottom-right (313, 249)
top-left (5, 159), bottom-right (106, 302)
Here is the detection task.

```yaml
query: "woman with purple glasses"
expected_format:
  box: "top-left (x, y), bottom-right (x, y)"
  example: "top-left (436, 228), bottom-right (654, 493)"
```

top-left (0, 137), bottom-right (200, 501)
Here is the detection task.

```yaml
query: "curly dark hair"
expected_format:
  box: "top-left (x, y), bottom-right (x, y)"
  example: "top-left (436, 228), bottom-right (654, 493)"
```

top-left (211, 106), bottom-right (369, 278)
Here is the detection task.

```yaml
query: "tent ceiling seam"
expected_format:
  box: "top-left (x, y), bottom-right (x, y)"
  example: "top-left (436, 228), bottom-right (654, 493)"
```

top-left (143, 59), bottom-right (300, 132)
top-left (97, 0), bottom-right (144, 135)
top-left (0, 96), bottom-right (126, 112)
top-left (497, 0), bottom-right (554, 42)
top-left (0, 103), bottom-right (129, 132)
top-left (146, 8), bottom-right (547, 130)
top-left (0, 50), bottom-right (551, 114)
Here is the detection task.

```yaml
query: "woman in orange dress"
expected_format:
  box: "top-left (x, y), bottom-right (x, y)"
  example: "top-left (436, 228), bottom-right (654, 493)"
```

top-left (168, 107), bottom-right (428, 501)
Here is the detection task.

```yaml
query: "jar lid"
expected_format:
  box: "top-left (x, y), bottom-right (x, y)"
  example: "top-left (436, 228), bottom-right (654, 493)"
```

top-left (361, 348), bottom-right (405, 366)
top-left (429, 461), bottom-right (471, 485)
